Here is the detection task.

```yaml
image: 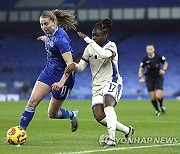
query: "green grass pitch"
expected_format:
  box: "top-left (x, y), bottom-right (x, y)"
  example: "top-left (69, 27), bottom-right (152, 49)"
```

top-left (0, 99), bottom-right (180, 154)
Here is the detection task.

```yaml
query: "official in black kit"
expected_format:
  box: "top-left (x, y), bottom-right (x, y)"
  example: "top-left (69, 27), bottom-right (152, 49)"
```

top-left (138, 44), bottom-right (168, 116)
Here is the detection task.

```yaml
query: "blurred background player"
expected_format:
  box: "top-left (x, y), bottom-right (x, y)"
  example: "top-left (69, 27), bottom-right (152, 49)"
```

top-left (139, 44), bottom-right (168, 116)
top-left (19, 9), bottom-right (79, 132)
top-left (52, 18), bottom-right (135, 147)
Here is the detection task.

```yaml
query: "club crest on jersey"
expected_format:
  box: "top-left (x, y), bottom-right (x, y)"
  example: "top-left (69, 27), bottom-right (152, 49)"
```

top-left (46, 38), bottom-right (50, 44)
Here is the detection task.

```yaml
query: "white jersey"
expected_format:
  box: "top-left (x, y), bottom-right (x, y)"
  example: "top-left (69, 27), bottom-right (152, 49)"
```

top-left (81, 40), bottom-right (122, 86)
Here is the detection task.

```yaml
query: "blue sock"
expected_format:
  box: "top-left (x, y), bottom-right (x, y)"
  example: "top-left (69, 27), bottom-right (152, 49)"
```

top-left (58, 108), bottom-right (74, 119)
top-left (19, 105), bottom-right (35, 130)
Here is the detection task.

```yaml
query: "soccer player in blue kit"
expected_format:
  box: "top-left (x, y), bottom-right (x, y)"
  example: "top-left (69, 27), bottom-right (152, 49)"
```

top-left (19, 9), bottom-right (79, 132)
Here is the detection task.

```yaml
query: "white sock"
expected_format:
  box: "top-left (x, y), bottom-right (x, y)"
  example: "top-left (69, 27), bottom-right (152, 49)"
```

top-left (104, 106), bottom-right (117, 141)
top-left (116, 121), bottom-right (129, 134)
top-left (99, 117), bottom-right (129, 134)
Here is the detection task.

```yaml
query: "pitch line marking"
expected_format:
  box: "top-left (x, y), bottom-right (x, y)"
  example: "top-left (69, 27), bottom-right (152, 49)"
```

top-left (56, 143), bottom-right (180, 154)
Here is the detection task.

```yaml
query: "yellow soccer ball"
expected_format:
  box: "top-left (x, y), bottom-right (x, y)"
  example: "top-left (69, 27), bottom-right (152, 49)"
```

top-left (6, 126), bottom-right (27, 145)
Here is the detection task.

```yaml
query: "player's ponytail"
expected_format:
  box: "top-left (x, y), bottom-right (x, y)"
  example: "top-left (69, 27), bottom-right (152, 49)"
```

top-left (101, 18), bottom-right (112, 29)
top-left (52, 9), bottom-right (78, 31)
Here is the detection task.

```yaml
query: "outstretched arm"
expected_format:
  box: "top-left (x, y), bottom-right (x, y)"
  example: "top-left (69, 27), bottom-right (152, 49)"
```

top-left (78, 32), bottom-right (113, 58)
top-left (37, 35), bottom-right (46, 42)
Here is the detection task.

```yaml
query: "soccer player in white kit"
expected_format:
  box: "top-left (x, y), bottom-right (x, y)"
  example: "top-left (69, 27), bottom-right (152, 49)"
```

top-left (53, 18), bottom-right (135, 147)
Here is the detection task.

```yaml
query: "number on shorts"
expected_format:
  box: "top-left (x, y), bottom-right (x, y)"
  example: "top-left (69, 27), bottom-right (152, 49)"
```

top-left (108, 83), bottom-right (116, 92)
top-left (60, 86), bottom-right (67, 96)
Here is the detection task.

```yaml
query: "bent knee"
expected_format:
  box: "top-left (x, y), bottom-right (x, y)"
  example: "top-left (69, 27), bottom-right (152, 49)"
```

top-left (28, 97), bottom-right (40, 108)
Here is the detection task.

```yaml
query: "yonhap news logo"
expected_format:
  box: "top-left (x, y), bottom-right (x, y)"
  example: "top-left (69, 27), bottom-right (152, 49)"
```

top-left (98, 133), bottom-right (178, 145)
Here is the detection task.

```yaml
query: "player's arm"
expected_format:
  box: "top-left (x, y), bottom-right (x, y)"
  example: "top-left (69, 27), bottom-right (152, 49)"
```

top-left (76, 59), bottom-right (88, 72)
top-left (65, 57), bottom-right (88, 75)
top-left (78, 32), bottom-right (112, 58)
top-left (37, 35), bottom-right (46, 42)
top-left (51, 52), bottom-right (73, 91)
top-left (163, 61), bottom-right (168, 71)
top-left (139, 63), bottom-right (145, 83)
top-left (159, 61), bottom-right (168, 75)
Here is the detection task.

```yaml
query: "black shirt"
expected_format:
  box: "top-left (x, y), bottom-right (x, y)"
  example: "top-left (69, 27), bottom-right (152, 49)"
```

top-left (140, 53), bottom-right (166, 78)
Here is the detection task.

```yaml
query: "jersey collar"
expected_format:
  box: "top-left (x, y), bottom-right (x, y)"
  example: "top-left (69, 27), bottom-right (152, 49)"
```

top-left (47, 27), bottom-right (58, 37)
top-left (102, 39), bottom-right (109, 47)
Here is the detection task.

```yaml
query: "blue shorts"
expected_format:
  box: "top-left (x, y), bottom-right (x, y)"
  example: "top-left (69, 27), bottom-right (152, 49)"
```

top-left (37, 69), bottom-right (75, 100)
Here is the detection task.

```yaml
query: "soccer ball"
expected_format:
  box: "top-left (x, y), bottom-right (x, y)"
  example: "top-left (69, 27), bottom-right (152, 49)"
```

top-left (6, 126), bottom-right (27, 145)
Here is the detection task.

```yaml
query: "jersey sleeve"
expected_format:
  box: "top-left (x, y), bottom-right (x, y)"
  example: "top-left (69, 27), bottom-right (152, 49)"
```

top-left (75, 46), bottom-right (89, 72)
top-left (84, 37), bottom-right (113, 58)
top-left (75, 59), bottom-right (88, 72)
top-left (140, 58), bottom-right (146, 68)
top-left (81, 46), bottom-right (89, 63)
top-left (104, 42), bottom-right (117, 58)
top-left (160, 55), bottom-right (167, 63)
top-left (105, 42), bottom-right (116, 53)
top-left (56, 37), bottom-right (72, 54)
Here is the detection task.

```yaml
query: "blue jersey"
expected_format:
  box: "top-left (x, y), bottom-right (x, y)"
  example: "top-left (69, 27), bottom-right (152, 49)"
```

top-left (37, 27), bottom-right (75, 100)
top-left (45, 27), bottom-right (73, 74)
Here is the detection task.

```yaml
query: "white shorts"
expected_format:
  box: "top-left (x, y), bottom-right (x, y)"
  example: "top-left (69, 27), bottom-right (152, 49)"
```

top-left (92, 81), bottom-right (123, 107)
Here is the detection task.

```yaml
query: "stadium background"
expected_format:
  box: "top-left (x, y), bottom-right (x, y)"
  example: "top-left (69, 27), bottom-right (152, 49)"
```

top-left (0, 0), bottom-right (180, 101)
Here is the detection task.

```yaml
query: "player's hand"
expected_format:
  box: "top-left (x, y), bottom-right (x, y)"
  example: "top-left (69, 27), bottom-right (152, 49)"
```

top-left (159, 69), bottom-right (165, 75)
top-left (37, 35), bottom-right (46, 42)
top-left (139, 77), bottom-right (145, 83)
top-left (51, 82), bottom-right (64, 91)
top-left (65, 63), bottom-right (76, 75)
top-left (77, 32), bottom-right (87, 39)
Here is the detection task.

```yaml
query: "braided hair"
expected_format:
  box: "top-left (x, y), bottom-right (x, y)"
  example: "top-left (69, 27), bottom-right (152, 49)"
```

top-left (94, 18), bottom-right (112, 36)
top-left (40, 9), bottom-right (78, 31)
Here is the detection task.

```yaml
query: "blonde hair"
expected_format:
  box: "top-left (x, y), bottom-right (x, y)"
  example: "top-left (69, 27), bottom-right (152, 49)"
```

top-left (40, 9), bottom-right (78, 31)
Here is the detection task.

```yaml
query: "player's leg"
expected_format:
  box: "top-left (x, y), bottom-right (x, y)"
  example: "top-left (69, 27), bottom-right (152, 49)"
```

top-left (19, 81), bottom-right (51, 130)
top-left (50, 86), bottom-right (78, 132)
top-left (102, 96), bottom-right (135, 145)
top-left (48, 96), bottom-right (74, 119)
top-left (92, 104), bottom-right (130, 135)
top-left (146, 77), bottom-right (160, 115)
top-left (155, 89), bottom-right (165, 113)
top-left (102, 95), bottom-right (117, 146)
top-left (149, 91), bottom-right (160, 115)
top-left (155, 76), bottom-right (165, 113)
top-left (103, 82), bottom-right (122, 144)
top-left (102, 81), bottom-right (134, 146)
